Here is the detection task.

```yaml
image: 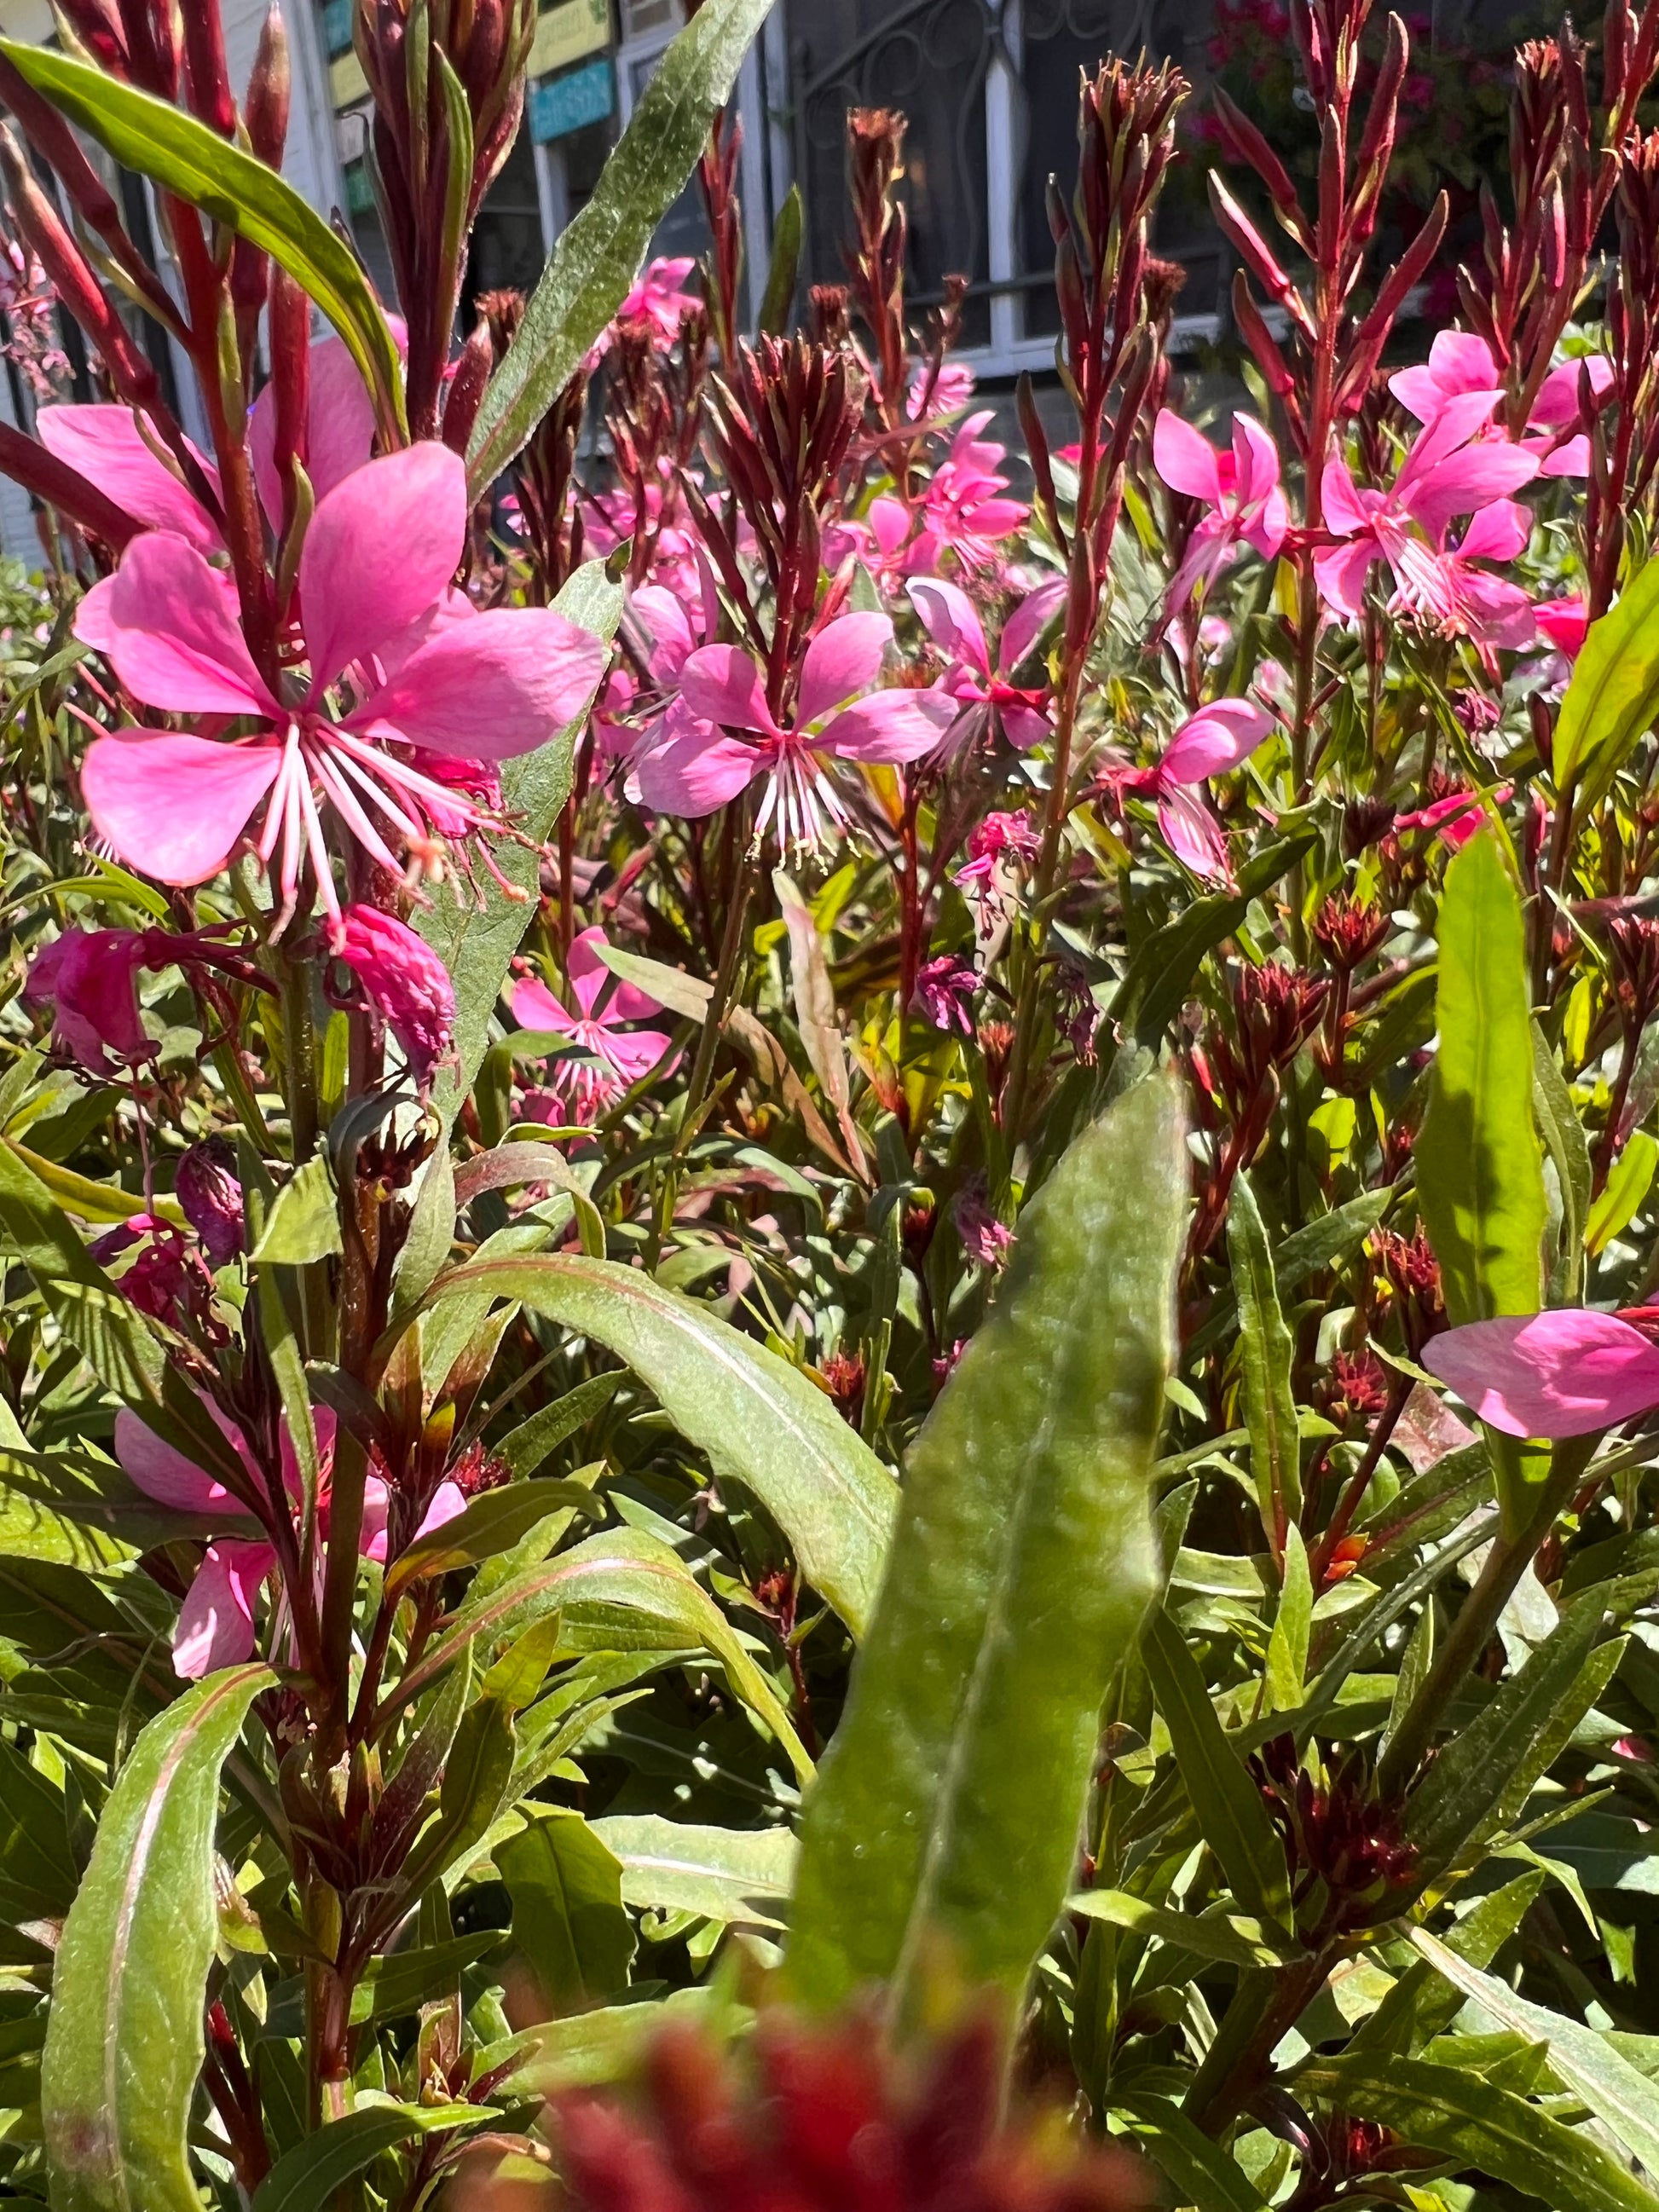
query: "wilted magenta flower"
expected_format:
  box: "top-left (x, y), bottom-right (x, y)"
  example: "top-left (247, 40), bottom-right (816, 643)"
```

top-left (90, 1212), bottom-right (222, 1340)
top-left (37, 335), bottom-right (379, 552)
top-left (633, 613), bottom-right (954, 844)
top-left (23, 922), bottom-right (267, 1077)
top-left (1425, 1308), bottom-right (1659, 1438)
top-left (908, 575), bottom-right (1064, 749)
top-left (1153, 408), bottom-right (1288, 604)
top-left (116, 1398), bottom-right (464, 1676)
top-left (327, 904), bottom-right (456, 1092)
top-left (511, 927), bottom-right (673, 1099)
top-left (175, 1137), bottom-right (245, 1269)
top-left (955, 1180), bottom-right (1015, 1270)
top-left (1119, 697), bottom-right (1275, 881)
top-left (1389, 331), bottom-right (1615, 475)
top-left (912, 953), bottom-right (978, 1036)
top-left (23, 926), bottom-right (152, 1072)
top-left (1316, 396), bottom-right (1540, 632)
top-left (76, 444), bottom-right (603, 921)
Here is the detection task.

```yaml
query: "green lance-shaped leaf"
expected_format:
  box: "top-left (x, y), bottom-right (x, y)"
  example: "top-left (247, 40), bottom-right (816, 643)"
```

top-left (757, 184), bottom-right (804, 332)
top-left (1113, 2094), bottom-right (1275, 2212)
top-left (251, 2105), bottom-right (481, 2212)
top-left (498, 1808), bottom-right (635, 2013)
top-left (1552, 555), bottom-right (1659, 803)
top-left (1415, 828), bottom-right (1546, 1534)
top-left (42, 1664), bottom-right (271, 2212)
top-left (1410, 1924), bottom-right (1659, 2181)
top-left (591, 1815), bottom-right (798, 1928)
top-left (1228, 1175), bottom-right (1302, 1552)
top-left (1295, 2053), bottom-right (1659, 2212)
top-left (783, 1072), bottom-right (1186, 2017)
top-left (1418, 829), bottom-right (1546, 1325)
top-left (1533, 1019), bottom-right (1593, 1300)
top-left (466, 0), bottom-right (774, 491)
top-left (1142, 1608), bottom-right (1292, 1926)
top-left (0, 42), bottom-right (404, 444)
top-left (397, 1526), bottom-right (812, 1783)
top-left (425, 1255), bottom-right (898, 1637)
top-left (420, 562), bottom-right (621, 1129)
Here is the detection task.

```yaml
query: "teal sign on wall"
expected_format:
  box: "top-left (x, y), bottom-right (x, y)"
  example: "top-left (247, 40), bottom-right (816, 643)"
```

top-left (320, 0), bottom-right (353, 55)
top-left (529, 57), bottom-right (615, 143)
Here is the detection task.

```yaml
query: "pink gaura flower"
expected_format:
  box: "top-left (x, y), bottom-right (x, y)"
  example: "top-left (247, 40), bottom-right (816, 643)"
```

top-left (1389, 329), bottom-right (1615, 476)
top-left (1153, 408), bottom-right (1289, 604)
top-left (581, 470), bottom-right (703, 600)
top-left (906, 357), bottom-right (976, 422)
top-left (1535, 594), bottom-right (1590, 659)
top-left (116, 1400), bottom-right (465, 1677)
top-left (75, 443), bottom-right (604, 924)
top-left (588, 257), bottom-right (701, 362)
top-left (24, 927), bottom-right (153, 1073)
top-left (36, 335), bottom-right (380, 553)
top-left (1425, 1307), bottom-right (1659, 1438)
top-left (327, 904), bottom-right (456, 1093)
top-left (956, 809), bottom-right (1039, 932)
top-left (1315, 395), bottom-right (1540, 636)
top-left (910, 411), bottom-right (1029, 574)
top-left (632, 612), bottom-right (956, 845)
top-left (907, 575), bottom-right (1065, 750)
top-left (1121, 697), bottom-right (1275, 881)
top-left (511, 927), bottom-right (673, 1096)
top-left (1394, 784), bottom-right (1510, 851)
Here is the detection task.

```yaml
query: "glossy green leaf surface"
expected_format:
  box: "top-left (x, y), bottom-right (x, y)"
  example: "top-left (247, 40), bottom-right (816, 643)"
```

top-left (251, 2105), bottom-right (479, 2212)
top-left (498, 1808), bottom-right (635, 2012)
top-left (1552, 555), bottom-right (1659, 800)
top-left (592, 1815), bottom-right (797, 1926)
top-left (466, 0), bottom-right (774, 490)
top-left (784, 1073), bottom-right (1185, 2013)
top-left (1296, 2053), bottom-right (1659, 2212)
top-left (42, 1665), bottom-right (270, 2212)
top-left (427, 1255), bottom-right (898, 1637)
top-left (1417, 829), bottom-right (1545, 1327)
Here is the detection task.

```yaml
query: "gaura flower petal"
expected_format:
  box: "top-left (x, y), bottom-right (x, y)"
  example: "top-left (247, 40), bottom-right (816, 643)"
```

top-left (908, 578), bottom-right (989, 675)
top-left (796, 613), bottom-right (893, 726)
top-left (999, 577), bottom-right (1066, 675)
top-left (679, 645), bottom-right (777, 736)
top-left (1160, 697), bottom-right (1274, 784)
top-left (512, 974), bottom-right (581, 1036)
top-left (818, 687), bottom-right (958, 764)
top-left (171, 1539), bottom-right (273, 1677)
top-left (632, 725), bottom-right (760, 817)
top-left (36, 404), bottom-right (223, 551)
top-left (1425, 1308), bottom-right (1659, 1437)
top-left (349, 607), bottom-right (604, 762)
top-left (1153, 408), bottom-right (1225, 503)
top-left (115, 1403), bottom-right (247, 1513)
top-left (81, 731), bottom-right (280, 886)
top-left (77, 535), bottom-right (277, 718)
top-left (248, 334), bottom-right (379, 523)
top-left (300, 443), bottom-right (468, 693)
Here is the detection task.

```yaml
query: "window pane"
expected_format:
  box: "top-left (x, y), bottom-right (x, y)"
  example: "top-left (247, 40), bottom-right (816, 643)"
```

top-left (788, 0), bottom-right (993, 349)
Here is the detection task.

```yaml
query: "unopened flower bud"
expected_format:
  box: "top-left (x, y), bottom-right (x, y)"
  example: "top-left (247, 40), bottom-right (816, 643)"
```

top-left (246, 7), bottom-right (291, 171)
